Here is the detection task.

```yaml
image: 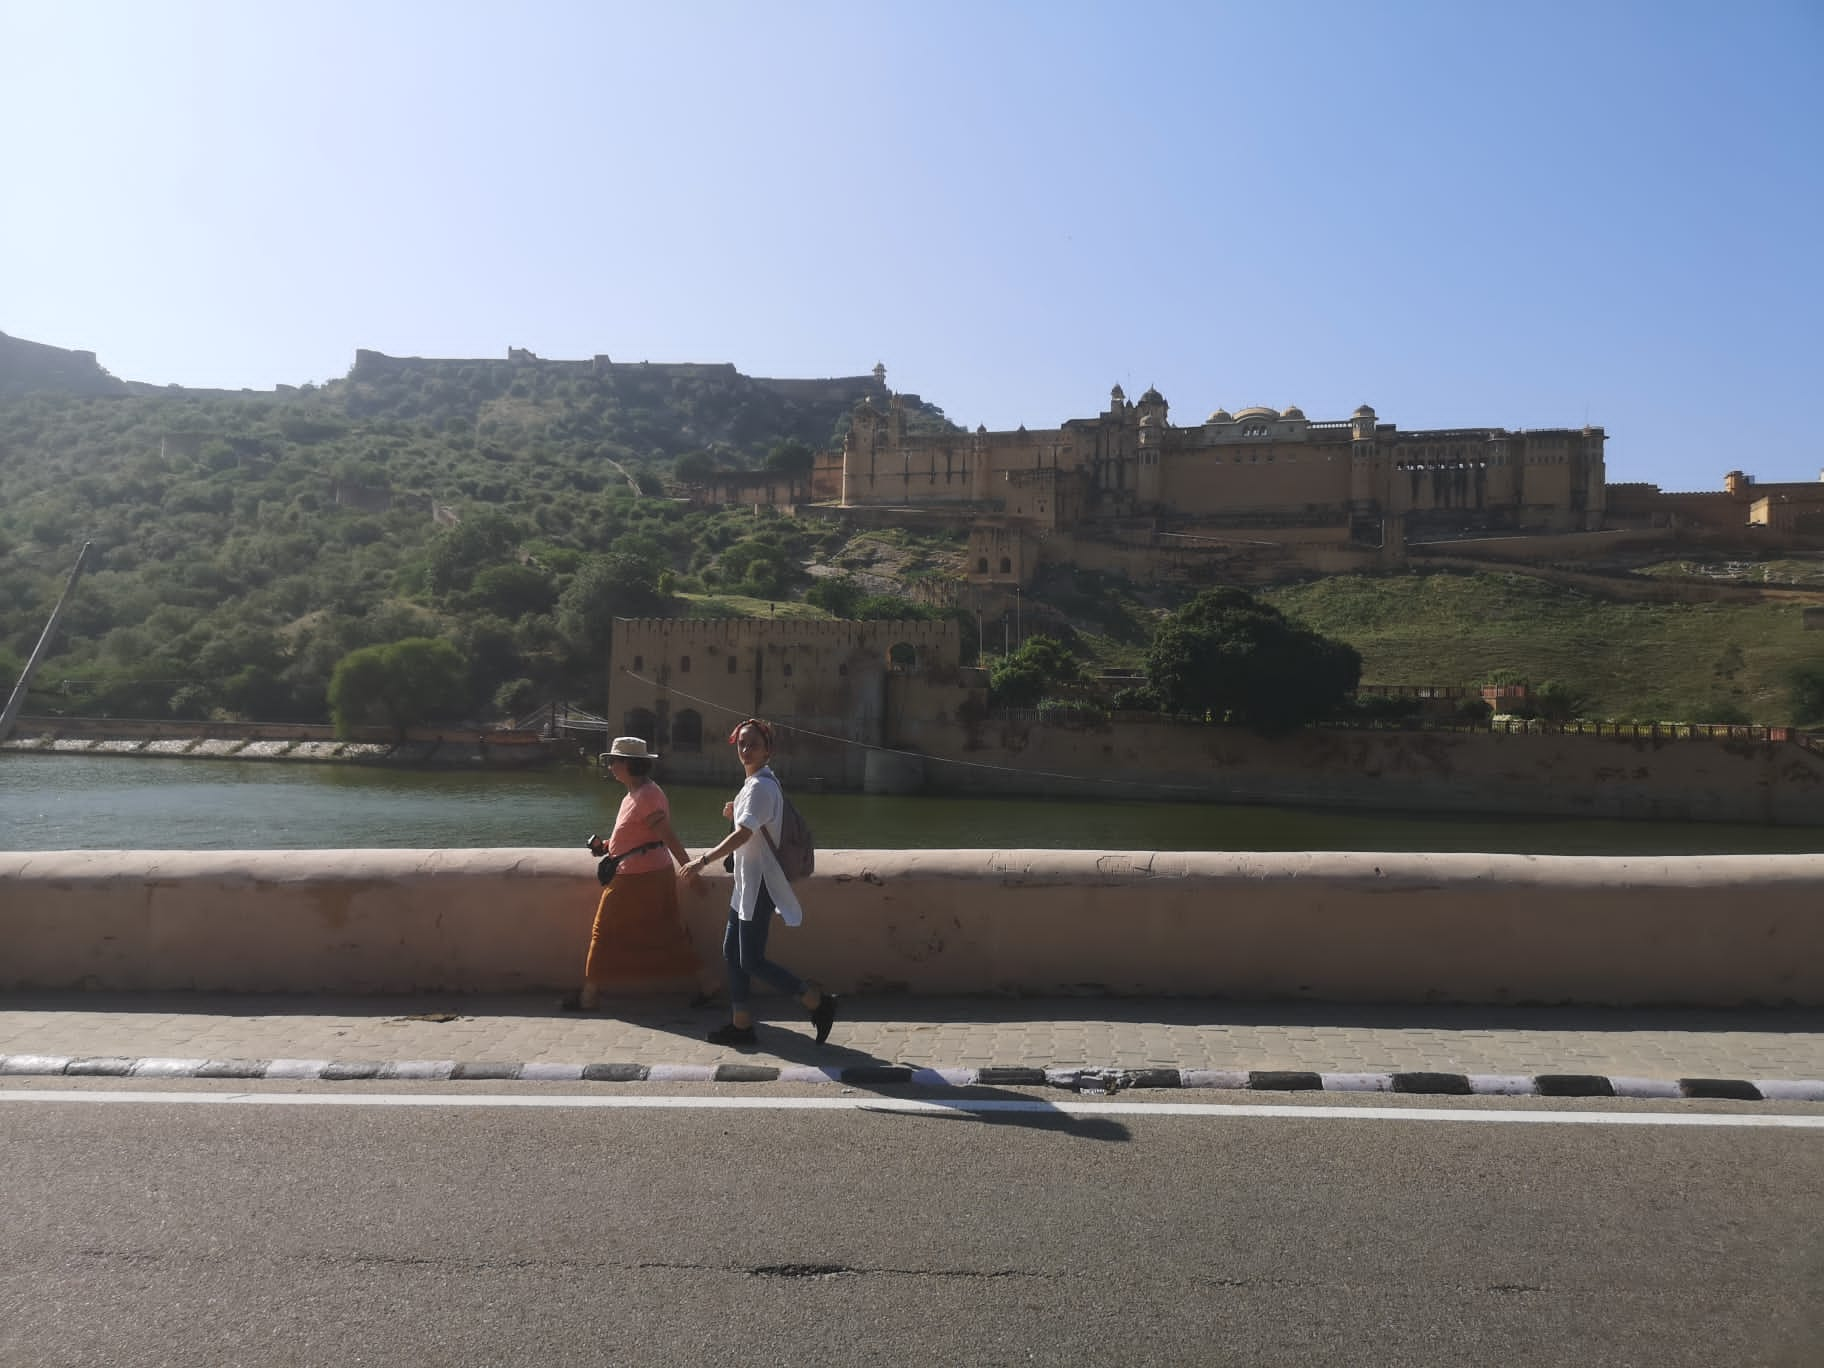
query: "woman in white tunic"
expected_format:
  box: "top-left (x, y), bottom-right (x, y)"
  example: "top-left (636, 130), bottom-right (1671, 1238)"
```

top-left (681, 718), bottom-right (836, 1048)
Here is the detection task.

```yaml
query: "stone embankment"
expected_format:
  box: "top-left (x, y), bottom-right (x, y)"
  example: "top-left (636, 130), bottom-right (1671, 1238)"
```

top-left (1, 718), bottom-right (572, 768)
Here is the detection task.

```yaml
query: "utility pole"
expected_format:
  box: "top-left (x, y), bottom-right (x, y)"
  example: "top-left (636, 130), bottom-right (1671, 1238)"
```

top-left (1, 541), bottom-right (92, 742)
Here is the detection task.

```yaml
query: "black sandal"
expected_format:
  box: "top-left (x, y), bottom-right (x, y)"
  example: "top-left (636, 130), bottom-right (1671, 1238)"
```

top-left (810, 993), bottom-right (839, 1045)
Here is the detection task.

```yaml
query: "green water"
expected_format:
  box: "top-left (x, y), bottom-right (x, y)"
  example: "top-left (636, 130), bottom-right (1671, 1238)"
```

top-left (1, 753), bottom-right (1817, 854)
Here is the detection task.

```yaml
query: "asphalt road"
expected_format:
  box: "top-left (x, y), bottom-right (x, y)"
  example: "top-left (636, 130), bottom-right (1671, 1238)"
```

top-left (2, 1084), bottom-right (1820, 1367)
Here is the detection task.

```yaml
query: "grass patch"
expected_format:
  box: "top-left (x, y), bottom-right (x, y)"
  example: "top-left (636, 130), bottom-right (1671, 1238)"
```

top-left (1264, 570), bottom-right (1820, 723)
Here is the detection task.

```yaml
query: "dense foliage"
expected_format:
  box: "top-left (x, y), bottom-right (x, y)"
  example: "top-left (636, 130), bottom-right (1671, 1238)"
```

top-left (0, 358), bottom-right (953, 723)
top-left (1142, 587), bottom-right (1362, 734)
top-left (989, 634), bottom-right (1085, 708)
top-left (327, 637), bottom-right (468, 739)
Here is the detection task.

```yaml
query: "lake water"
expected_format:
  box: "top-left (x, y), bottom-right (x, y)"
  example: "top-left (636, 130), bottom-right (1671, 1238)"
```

top-left (1, 753), bottom-right (1817, 855)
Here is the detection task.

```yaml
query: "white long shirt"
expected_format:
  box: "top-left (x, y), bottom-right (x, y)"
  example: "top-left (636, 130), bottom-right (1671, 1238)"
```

top-left (730, 766), bottom-right (803, 926)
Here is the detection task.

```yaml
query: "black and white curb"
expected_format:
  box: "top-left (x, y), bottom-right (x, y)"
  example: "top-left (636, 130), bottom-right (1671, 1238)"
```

top-left (2, 1055), bottom-right (1821, 1101)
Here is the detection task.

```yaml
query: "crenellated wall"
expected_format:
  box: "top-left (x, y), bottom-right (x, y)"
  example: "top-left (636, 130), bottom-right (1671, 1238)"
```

top-left (4, 849), bottom-right (1821, 1005)
top-left (606, 617), bottom-right (978, 788)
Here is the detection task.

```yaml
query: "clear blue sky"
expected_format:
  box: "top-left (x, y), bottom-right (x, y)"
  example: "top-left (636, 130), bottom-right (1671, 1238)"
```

top-left (3, 0), bottom-right (1819, 491)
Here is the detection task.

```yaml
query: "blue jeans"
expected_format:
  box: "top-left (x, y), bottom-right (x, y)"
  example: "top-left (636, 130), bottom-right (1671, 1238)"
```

top-left (723, 883), bottom-right (805, 1011)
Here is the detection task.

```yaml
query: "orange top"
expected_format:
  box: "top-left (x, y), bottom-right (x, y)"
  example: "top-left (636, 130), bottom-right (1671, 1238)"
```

top-left (608, 781), bottom-right (673, 875)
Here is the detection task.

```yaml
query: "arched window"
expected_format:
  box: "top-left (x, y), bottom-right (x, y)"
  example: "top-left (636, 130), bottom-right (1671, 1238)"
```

top-left (680, 655), bottom-right (691, 673)
top-left (672, 709), bottom-right (703, 753)
top-left (977, 557), bottom-right (989, 573)
top-left (888, 642), bottom-right (918, 673)
top-left (727, 655), bottom-right (737, 674)
top-left (999, 557), bottom-right (1012, 574)
top-left (623, 708), bottom-right (658, 746)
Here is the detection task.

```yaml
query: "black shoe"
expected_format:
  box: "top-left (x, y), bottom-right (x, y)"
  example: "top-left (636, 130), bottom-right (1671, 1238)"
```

top-left (810, 993), bottom-right (839, 1046)
top-left (707, 1023), bottom-right (757, 1048)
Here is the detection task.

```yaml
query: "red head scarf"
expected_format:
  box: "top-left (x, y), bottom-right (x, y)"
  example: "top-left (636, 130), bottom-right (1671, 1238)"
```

top-left (727, 717), bottom-right (774, 748)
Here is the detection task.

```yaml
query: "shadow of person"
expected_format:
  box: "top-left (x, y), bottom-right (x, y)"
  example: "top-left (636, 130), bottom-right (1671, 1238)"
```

top-left (858, 1095), bottom-right (1132, 1143)
top-left (590, 996), bottom-right (1133, 1142)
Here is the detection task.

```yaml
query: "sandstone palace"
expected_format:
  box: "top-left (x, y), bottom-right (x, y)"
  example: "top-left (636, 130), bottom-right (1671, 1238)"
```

top-left (697, 370), bottom-right (1820, 587)
top-left (843, 385), bottom-right (1605, 539)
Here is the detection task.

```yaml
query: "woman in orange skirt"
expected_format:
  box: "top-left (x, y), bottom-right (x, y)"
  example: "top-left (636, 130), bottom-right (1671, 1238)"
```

top-left (561, 735), bottom-right (703, 1011)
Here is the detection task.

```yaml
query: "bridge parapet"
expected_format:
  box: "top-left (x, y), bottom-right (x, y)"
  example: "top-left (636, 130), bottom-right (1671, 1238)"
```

top-left (5, 850), bottom-right (1821, 1006)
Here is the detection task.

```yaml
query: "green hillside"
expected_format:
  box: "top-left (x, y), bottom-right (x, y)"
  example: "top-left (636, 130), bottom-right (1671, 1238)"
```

top-left (1265, 572), bottom-right (1818, 725)
top-left (0, 344), bottom-right (953, 721)
top-left (3, 335), bottom-right (1821, 730)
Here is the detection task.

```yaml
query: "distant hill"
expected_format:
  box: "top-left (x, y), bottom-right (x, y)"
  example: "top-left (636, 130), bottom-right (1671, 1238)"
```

top-left (0, 330), bottom-right (956, 723)
top-left (2, 329), bottom-right (1818, 731)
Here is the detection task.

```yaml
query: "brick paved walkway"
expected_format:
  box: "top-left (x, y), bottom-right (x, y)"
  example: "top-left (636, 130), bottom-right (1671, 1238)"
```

top-left (3, 993), bottom-right (1821, 1081)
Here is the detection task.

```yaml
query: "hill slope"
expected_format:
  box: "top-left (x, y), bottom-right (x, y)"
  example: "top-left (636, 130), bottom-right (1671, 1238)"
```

top-left (3, 332), bottom-right (1820, 729)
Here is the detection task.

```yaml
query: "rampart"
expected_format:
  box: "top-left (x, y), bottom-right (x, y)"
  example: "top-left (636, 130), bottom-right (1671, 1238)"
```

top-left (4, 850), bottom-right (1821, 1006)
top-left (887, 716), bottom-right (1824, 825)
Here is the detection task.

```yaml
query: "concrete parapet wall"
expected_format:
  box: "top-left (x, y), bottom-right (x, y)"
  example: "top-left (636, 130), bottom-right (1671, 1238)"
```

top-left (4, 850), bottom-right (1821, 1006)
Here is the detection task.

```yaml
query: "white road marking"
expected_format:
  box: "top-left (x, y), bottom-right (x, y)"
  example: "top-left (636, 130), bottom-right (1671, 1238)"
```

top-left (1, 1089), bottom-right (1822, 1128)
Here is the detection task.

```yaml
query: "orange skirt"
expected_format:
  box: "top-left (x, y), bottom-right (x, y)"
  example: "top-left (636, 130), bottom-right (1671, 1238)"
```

top-left (583, 865), bottom-right (701, 987)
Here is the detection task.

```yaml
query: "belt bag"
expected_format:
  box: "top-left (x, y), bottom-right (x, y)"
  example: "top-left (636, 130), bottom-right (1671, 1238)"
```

top-left (598, 840), bottom-right (665, 886)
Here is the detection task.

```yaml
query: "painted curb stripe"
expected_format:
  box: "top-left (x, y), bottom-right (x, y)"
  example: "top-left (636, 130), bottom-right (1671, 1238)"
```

top-left (1756, 1080), bottom-right (1824, 1102)
top-left (909, 1067), bottom-right (976, 1088)
top-left (1467, 1075), bottom-right (1538, 1096)
top-left (265, 1059), bottom-right (329, 1079)
top-left (196, 1059), bottom-right (269, 1079)
top-left (581, 1063), bottom-right (647, 1082)
top-left (1251, 1070), bottom-right (1324, 1091)
top-left (129, 1058), bottom-right (211, 1078)
top-left (646, 1064), bottom-right (716, 1083)
top-left (378, 1060), bottom-right (456, 1081)
top-left (1322, 1073), bottom-right (1394, 1093)
top-left (777, 1065), bottom-right (844, 1085)
top-left (1679, 1077), bottom-right (1764, 1101)
top-left (0, 1055), bottom-right (72, 1075)
top-left (0, 1055), bottom-right (1814, 1103)
top-left (66, 1057), bottom-right (135, 1076)
top-left (1181, 1069), bottom-right (1250, 1090)
top-left (519, 1062), bottom-right (585, 1082)
top-left (1611, 1076), bottom-right (1683, 1099)
top-left (5, 1090), bottom-right (1824, 1129)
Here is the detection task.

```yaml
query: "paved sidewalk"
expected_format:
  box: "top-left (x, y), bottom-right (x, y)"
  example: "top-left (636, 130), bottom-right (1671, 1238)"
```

top-left (2, 993), bottom-right (1822, 1085)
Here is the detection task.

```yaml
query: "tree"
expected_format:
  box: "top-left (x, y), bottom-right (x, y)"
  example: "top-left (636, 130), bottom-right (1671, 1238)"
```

top-left (989, 634), bottom-right (1084, 708)
top-left (1142, 587), bottom-right (1361, 735)
top-left (467, 562), bottom-right (556, 618)
top-left (425, 508), bottom-right (522, 595)
top-left (1528, 680), bottom-right (1587, 723)
top-left (328, 637), bottom-right (469, 740)
top-left (765, 439), bottom-right (814, 475)
top-left (1787, 664), bottom-right (1824, 726)
top-left (555, 551), bottom-right (665, 663)
top-left (674, 450), bottom-right (717, 485)
top-left (805, 574), bottom-right (863, 619)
